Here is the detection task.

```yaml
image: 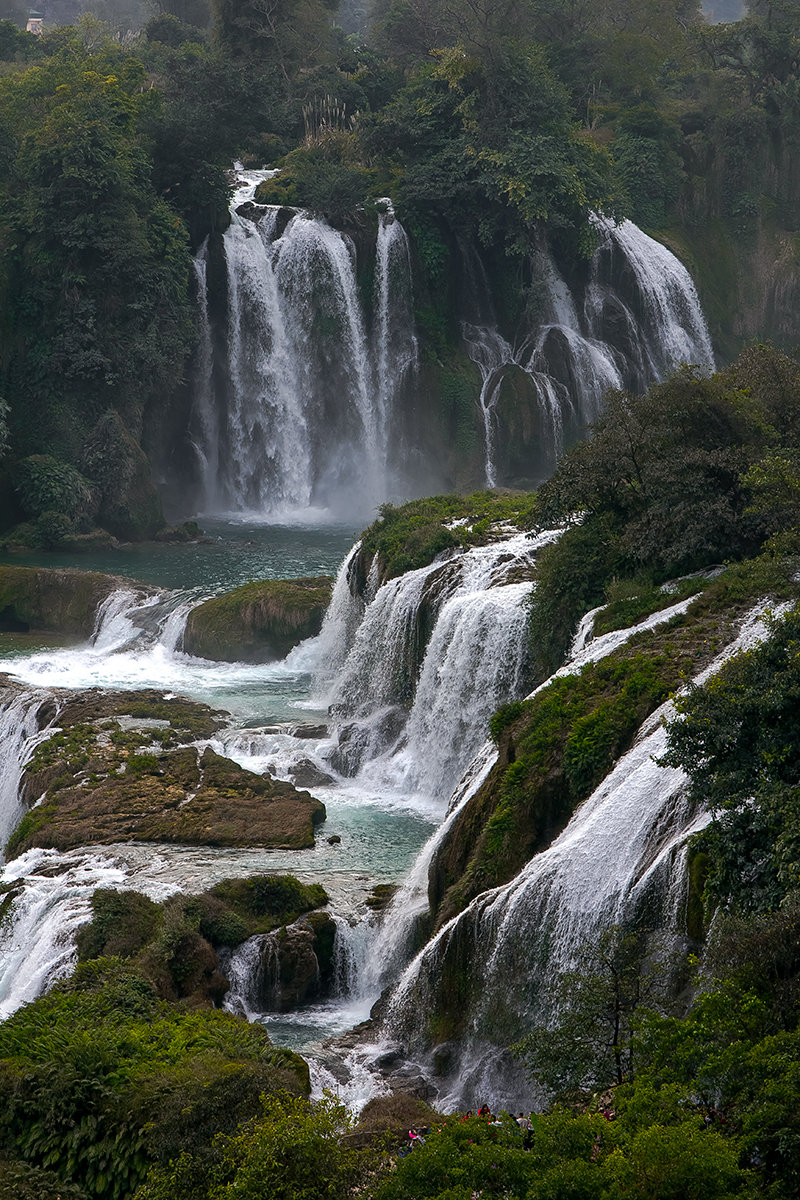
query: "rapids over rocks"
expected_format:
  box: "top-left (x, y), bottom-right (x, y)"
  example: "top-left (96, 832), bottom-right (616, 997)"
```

top-left (0, 179), bottom-right (724, 1111)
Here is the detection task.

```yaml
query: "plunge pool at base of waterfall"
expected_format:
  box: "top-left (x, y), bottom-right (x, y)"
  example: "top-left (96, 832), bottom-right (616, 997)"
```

top-left (0, 516), bottom-right (360, 593)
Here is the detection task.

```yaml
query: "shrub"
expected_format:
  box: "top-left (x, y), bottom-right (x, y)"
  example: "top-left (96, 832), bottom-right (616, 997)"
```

top-left (13, 456), bottom-right (97, 527)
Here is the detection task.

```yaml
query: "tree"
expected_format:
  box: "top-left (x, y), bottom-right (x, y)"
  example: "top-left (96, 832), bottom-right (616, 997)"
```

top-left (211, 0), bottom-right (340, 86)
top-left (534, 365), bottom-right (773, 575)
top-left (514, 927), bottom-right (656, 1098)
top-left (661, 607), bottom-right (800, 911)
top-left (360, 39), bottom-right (623, 257)
top-left (140, 1092), bottom-right (371, 1200)
top-left (0, 35), bottom-right (194, 534)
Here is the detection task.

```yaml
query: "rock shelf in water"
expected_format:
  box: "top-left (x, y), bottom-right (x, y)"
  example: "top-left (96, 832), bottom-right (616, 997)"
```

top-left (183, 575), bottom-right (334, 662)
top-left (8, 689), bottom-right (326, 856)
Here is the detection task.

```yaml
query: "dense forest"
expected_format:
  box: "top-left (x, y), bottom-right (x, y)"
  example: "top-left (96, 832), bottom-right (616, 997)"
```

top-left (1, 0), bottom-right (800, 1198)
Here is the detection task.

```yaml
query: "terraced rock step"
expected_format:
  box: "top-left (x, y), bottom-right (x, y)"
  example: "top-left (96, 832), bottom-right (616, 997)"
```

top-left (8, 689), bottom-right (326, 856)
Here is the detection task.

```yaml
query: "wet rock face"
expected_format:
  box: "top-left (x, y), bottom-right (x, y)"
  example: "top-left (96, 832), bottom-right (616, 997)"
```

top-left (9, 690), bottom-right (326, 856)
top-left (250, 912), bottom-right (338, 1011)
top-left (183, 575), bottom-right (334, 664)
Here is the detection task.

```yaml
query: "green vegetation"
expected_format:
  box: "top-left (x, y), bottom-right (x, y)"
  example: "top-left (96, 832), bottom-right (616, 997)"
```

top-left (661, 606), bottom-right (800, 914)
top-left (139, 1091), bottom-right (373, 1200)
top-left (593, 574), bottom-right (710, 637)
top-left (358, 491), bottom-right (538, 583)
top-left (529, 346), bottom-right (800, 675)
top-left (0, 962), bottom-right (308, 1200)
top-left (72, 874), bottom-right (331, 1006)
top-left (183, 576), bottom-right (334, 663)
top-left (429, 576), bottom-right (766, 934)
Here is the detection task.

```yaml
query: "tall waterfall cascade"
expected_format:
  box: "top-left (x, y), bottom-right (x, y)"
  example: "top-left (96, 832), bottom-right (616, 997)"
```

top-left (188, 168), bottom-right (714, 517)
top-left (316, 530), bottom-right (562, 801)
top-left (378, 604), bottom-right (782, 1111)
top-left (461, 218), bottom-right (714, 487)
top-left (0, 522), bottom-right (761, 1117)
top-left (189, 171), bottom-right (419, 519)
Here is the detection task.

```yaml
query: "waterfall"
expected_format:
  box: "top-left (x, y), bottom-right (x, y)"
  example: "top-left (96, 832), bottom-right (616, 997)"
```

top-left (379, 604), bottom-right (780, 1111)
top-left (460, 222), bottom-right (713, 487)
top-left (323, 531), bottom-right (558, 783)
top-left (188, 168), bottom-right (716, 508)
top-left (324, 556), bottom-right (448, 773)
top-left (191, 170), bottom-right (419, 519)
top-left (587, 217), bottom-right (714, 382)
top-left (221, 934), bottom-right (275, 1020)
top-left (0, 687), bottom-right (58, 853)
top-left (360, 741), bottom-right (499, 1000)
top-left (376, 581), bottom-right (533, 801)
top-left (460, 325), bottom-right (513, 487)
top-left (221, 206), bottom-right (313, 513)
top-left (374, 201), bottom-right (418, 461)
top-left (0, 848), bottom-right (130, 1018)
top-left (2, 588), bottom-right (202, 695)
top-left (188, 241), bottom-right (218, 501)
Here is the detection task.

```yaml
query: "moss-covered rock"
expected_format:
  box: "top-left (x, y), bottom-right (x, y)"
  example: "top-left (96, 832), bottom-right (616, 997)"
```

top-left (7, 691), bottom-right (325, 856)
top-left (208, 874), bottom-right (328, 929)
top-left (74, 875), bottom-right (333, 1010)
top-left (0, 960), bottom-right (310, 1199)
top-left (183, 575), bottom-right (334, 663)
top-left (0, 565), bottom-right (139, 637)
top-left (356, 490), bottom-right (538, 588)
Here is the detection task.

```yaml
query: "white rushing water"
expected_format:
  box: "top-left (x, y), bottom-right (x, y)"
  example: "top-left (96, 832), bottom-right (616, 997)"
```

top-left (0, 182), bottom-right (721, 1113)
top-left (380, 603), bottom-right (781, 1111)
top-left (0, 526), bottom-right (549, 1069)
top-left (322, 531), bottom-right (559, 792)
top-left (462, 220), bottom-right (714, 486)
top-left (191, 170), bottom-right (418, 520)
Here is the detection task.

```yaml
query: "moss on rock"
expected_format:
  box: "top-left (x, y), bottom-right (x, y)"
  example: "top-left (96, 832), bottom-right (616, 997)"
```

top-left (8, 691), bottom-right (325, 857)
top-left (74, 875), bottom-right (333, 1010)
top-left (356, 490), bottom-right (538, 587)
top-left (183, 576), bottom-right (334, 663)
top-left (0, 565), bottom-right (136, 637)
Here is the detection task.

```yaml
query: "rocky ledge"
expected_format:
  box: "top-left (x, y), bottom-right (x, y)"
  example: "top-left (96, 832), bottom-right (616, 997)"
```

top-left (7, 688), bottom-right (326, 857)
top-left (0, 564), bottom-right (146, 637)
top-left (183, 575), bottom-right (334, 663)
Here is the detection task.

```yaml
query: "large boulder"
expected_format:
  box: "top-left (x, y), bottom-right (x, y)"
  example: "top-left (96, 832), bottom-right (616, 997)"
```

top-left (0, 564), bottom-right (137, 637)
top-left (183, 575), bottom-right (334, 663)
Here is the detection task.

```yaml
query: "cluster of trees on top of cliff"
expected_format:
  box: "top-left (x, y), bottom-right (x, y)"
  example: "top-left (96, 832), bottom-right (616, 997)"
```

top-left (0, 0), bottom-right (798, 544)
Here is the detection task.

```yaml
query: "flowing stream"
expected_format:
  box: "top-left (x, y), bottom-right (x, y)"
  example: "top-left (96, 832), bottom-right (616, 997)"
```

top-left (0, 521), bottom-right (745, 1113)
top-left (0, 521), bottom-right (555, 1110)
